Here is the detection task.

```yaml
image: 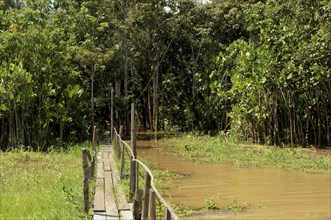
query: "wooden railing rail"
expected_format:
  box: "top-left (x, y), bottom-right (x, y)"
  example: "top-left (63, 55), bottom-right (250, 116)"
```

top-left (113, 127), bottom-right (180, 220)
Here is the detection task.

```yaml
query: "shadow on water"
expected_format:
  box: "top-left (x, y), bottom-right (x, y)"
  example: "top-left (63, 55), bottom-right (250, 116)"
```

top-left (136, 135), bottom-right (331, 220)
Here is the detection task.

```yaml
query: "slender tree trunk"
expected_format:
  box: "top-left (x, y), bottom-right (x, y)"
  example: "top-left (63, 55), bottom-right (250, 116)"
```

top-left (273, 101), bottom-right (278, 145)
top-left (327, 105), bottom-right (330, 147)
top-left (148, 87), bottom-right (153, 130)
top-left (317, 97), bottom-right (321, 147)
top-left (60, 121), bottom-right (64, 143)
top-left (153, 68), bottom-right (159, 132)
top-left (305, 106), bottom-right (310, 147)
top-left (91, 66), bottom-right (95, 133)
top-left (289, 109), bottom-right (294, 147)
top-left (116, 81), bottom-right (121, 97)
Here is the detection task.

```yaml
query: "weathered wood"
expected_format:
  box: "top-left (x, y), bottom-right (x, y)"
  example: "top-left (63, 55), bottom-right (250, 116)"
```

top-left (131, 103), bottom-right (134, 135)
top-left (82, 148), bottom-right (90, 213)
top-left (116, 134), bottom-right (121, 158)
top-left (94, 178), bottom-right (105, 212)
top-left (164, 208), bottom-right (171, 220)
top-left (120, 141), bottom-right (125, 179)
top-left (129, 103), bottom-right (137, 201)
top-left (108, 149), bottom-right (130, 211)
top-left (94, 152), bottom-right (106, 213)
top-left (141, 172), bottom-right (151, 220)
top-left (103, 151), bottom-right (111, 172)
top-left (96, 154), bottom-right (104, 178)
top-left (129, 129), bottom-right (137, 201)
top-left (133, 190), bottom-right (143, 220)
top-left (91, 126), bottom-right (97, 178)
top-left (104, 171), bottom-right (119, 220)
top-left (119, 210), bottom-right (134, 220)
top-left (149, 190), bottom-right (156, 220)
top-left (94, 212), bottom-right (106, 220)
top-left (117, 126), bottom-right (123, 158)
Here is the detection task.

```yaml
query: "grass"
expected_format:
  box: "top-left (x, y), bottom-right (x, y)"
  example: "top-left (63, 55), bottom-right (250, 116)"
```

top-left (159, 134), bottom-right (331, 173)
top-left (0, 143), bottom-right (94, 220)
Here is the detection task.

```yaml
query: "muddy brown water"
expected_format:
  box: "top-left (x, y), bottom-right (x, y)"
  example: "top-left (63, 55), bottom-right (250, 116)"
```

top-left (137, 139), bottom-right (331, 220)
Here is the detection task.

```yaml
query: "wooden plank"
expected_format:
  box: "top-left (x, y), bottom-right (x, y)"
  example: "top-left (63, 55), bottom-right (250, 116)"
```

top-left (100, 146), bottom-right (110, 151)
top-left (103, 151), bottom-right (111, 171)
top-left (94, 177), bottom-right (105, 212)
top-left (94, 212), bottom-right (106, 220)
top-left (104, 171), bottom-right (119, 220)
top-left (94, 151), bottom-right (105, 212)
top-left (119, 210), bottom-right (134, 220)
top-left (108, 149), bottom-right (131, 211)
top-left (97, 154), bottom-right (104, 179)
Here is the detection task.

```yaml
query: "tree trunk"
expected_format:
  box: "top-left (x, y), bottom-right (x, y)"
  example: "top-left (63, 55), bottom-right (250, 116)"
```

top-left (148, 87), bottom-right (153, 130)
top-left (91, 66), bottom-right (95, 133)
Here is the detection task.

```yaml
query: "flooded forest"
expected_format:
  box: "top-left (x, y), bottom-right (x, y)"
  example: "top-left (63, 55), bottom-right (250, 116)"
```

top-left (0, 0), bottom-right (331, 219)
top-left (1, 0), bottom-right (330, 150)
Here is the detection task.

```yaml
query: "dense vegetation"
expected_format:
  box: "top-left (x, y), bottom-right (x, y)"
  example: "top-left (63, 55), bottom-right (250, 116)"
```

top-left (160, 134), bottom-right (331, 173)
top-left (0, 144), bottom-right (90, 219)
top-left (1, 0), bottom-right (330, 150)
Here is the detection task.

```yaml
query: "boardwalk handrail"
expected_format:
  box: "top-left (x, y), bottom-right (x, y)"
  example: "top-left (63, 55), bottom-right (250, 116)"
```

top-left (113, 128), bottom-right (180, 220)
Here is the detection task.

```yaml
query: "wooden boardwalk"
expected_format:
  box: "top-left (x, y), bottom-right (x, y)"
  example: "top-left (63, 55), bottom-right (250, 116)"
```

top-left (93, 145), bottom-right (133, 220)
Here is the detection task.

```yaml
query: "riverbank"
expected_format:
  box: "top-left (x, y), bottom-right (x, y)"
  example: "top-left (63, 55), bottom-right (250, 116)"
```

top-left (159, 134), bottom-right (331, 173)
top-left (0, 144), bottom-right (92, 219)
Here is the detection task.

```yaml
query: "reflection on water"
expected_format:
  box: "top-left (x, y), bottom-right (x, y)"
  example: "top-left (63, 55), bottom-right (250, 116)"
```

top-left (137, 139), bottom-right (331, 220)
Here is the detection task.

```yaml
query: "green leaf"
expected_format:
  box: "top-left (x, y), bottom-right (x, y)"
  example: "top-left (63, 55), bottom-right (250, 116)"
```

top-left (287, 73), bottom-right (293, 80)
top-left (0, 104), bottom-right (8, 111)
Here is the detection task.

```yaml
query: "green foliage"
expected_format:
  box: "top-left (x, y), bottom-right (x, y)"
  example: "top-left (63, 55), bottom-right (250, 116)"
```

top-left (1, 0), bottom-right (330, 150)
top-left (211, 0), bottom-right (331, 147)
top-left (161, 134), bottom-right (331, 173)
top-left (205, 197), bottom-right (218, 210)
top-left (0, 0), bottom-right (117, 149)
top-left (0, 143), bottom-right (92, 219)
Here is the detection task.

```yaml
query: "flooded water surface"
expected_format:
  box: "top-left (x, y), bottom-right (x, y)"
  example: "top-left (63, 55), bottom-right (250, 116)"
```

top-left (137, 139), bottom-right (331, 220)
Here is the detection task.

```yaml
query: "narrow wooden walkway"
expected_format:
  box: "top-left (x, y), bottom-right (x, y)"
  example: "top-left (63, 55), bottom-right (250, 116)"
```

top-left (93, 145), bottom-right (133, 220)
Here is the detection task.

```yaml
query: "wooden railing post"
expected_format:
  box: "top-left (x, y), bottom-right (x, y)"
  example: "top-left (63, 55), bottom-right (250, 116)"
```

top-left (120, 141), bottom-right (125, 178)
top-left (141, 171), bottom-right (151, 219)
top-left (91, 126), bottom-right (97, 178)
top-left (149, 190), bottom-right (156, 220)
top-left (82, 148), bottom-right (90, 213)
top-left (165, 208), bottom-right (171, 220)
top-left (129, 129), bottom-right (137, 201)
top-left (133, 189), bottom-right (143, 220)
top-left (117, 126), bottom-right (123, 158)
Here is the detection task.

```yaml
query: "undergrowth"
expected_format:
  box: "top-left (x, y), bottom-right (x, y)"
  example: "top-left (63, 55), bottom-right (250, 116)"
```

top-left (0, 143), bottom-right (94, 220)
top-left (160, 134), bottom-right (331, 173)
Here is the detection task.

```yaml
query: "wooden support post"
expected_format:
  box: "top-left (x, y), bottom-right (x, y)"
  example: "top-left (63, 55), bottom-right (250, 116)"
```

top-left (130, 103), bottom-right (137, 201)
top-left (118, 126), bottom-right (123, 158)
top-left (120, 142), bottom-right (125, 179)
top-left (133, 189), bottom-right (143, 220)
top-left (129, 158), bottom-right (136, 202)
top-left (82, 148), bottom-right (90, 214)
top-left (141, 172), bottom-right (151, 220)
top-left (165, 208), bottom-right (171, 220)
top-left (131, 103), bottom-right (134, 136)
top-left (149, 190), bottom-right (156, 220)
top-left (91, 126), bottom-right (97, 178)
